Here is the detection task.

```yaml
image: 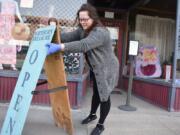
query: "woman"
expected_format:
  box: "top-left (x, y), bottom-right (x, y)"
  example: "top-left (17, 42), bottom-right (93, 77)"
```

top-left (47, 3), bottom-right (119, 135)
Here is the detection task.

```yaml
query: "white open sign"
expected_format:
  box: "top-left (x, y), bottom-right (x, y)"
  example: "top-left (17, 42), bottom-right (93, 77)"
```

top-left (129, 40), bottom-right (139, 56)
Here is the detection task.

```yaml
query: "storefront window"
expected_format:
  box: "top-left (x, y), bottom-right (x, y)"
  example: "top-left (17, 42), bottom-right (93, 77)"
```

top-left (134, 14), bottom-right (176, 79)
top-left (0, 0), bottom-right (26, 71)
top-left (0, 0), bottom-right (87, 73)
top-left (61, 26), bottom-right (82, 74)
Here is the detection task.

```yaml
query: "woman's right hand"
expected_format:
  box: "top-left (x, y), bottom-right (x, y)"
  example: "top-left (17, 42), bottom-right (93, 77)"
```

top-left (46, 43), bottom-right (64, 55)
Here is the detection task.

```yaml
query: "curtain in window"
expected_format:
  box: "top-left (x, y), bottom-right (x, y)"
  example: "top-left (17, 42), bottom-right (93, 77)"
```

top-left (135, 14), bottom-right (175, 63)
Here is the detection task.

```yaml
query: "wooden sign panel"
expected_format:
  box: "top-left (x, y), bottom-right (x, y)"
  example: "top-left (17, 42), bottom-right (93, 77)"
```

top-left (44, 24), bottom-right (73, 135)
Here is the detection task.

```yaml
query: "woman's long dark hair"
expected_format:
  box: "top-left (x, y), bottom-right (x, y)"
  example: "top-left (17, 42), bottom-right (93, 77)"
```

top-left (75, 3), bottom-right (103, 32)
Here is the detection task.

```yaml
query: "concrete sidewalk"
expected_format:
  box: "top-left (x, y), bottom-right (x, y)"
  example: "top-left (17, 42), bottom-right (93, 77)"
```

top-left (1, 88), bottom-right (180, 135)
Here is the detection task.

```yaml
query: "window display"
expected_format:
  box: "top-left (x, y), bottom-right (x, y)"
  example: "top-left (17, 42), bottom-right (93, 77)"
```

top-left (63, 52), bottom-right (81, 74)
top-left (0, 0), bottom-right (87, 75)
top-left (0, 0), bottom-right (23, 70)
top-left (135, 45), bottom-right (162, 78)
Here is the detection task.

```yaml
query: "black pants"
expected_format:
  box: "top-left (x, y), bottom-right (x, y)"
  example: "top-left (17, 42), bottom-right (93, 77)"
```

top-left (90, 72), bottom-right (111, 124)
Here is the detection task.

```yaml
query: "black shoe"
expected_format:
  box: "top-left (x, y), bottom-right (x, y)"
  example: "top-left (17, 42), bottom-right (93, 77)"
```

top-left (90, 124), bottom-right (104, 135)
top-left (81, 114), bottom-right (97, 124)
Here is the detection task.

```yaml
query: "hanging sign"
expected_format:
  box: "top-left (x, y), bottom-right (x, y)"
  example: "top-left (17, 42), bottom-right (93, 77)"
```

top-left (129, 40), bottom-right (139, 56)
top-left (20, 0), bottom-right (34, 8)
top-left (0, 25), bottom-right (56, 135)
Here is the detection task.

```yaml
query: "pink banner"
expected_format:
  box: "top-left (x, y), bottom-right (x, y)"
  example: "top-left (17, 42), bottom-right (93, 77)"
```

top-left (0, 45), bottom-right (16, 64)
top-left (0, 14), bottom-right (16, 64)
top-left (0, 15), bottom-right (15, 40)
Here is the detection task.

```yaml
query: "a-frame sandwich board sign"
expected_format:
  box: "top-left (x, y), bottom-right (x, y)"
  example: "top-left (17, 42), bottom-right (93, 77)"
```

top-left (44, 22), bottom-right (73, 135)
top-left (0, 25), bottom-right (56, 135)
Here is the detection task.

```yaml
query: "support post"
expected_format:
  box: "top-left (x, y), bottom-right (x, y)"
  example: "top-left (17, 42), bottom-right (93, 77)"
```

top-left (119, 56), bottom-right (137, 111)
top-left (169, 0), bottom-right (180, 111)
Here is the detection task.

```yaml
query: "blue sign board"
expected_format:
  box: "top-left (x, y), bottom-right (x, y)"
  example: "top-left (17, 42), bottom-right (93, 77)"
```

top-left (0, 25), bottom-right (56, 135)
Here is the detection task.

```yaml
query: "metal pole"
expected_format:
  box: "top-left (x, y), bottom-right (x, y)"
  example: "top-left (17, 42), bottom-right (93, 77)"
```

top-left (169, 0), bottom-right (180, 111)
top-left (126, 56), bottom-right (134, 106)
top-left (119, 56), bottom-right (137, 111)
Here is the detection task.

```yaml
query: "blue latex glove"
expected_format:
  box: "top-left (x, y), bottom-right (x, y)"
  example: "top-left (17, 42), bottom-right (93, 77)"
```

top-left (46, 43), bottom-right (62, 55)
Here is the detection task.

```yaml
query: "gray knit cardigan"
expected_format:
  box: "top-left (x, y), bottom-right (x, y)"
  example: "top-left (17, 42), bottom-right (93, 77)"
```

top-left (61, 26), bottom-right (119, 102)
